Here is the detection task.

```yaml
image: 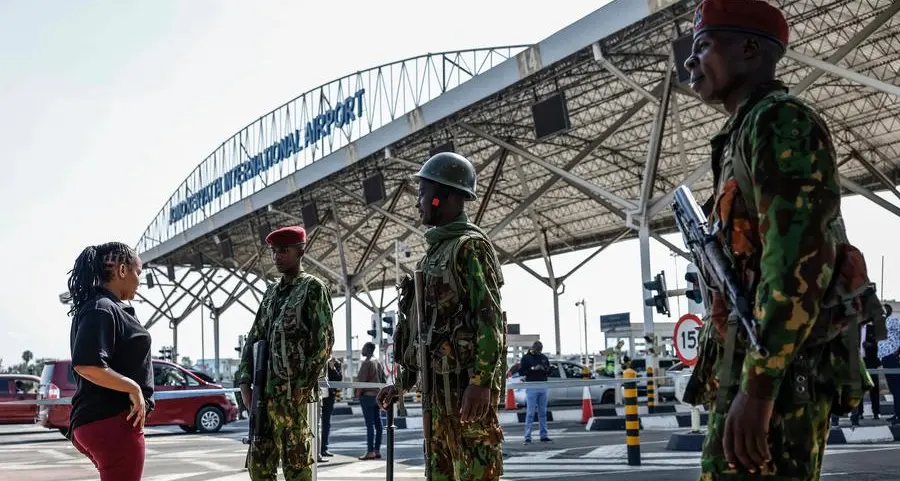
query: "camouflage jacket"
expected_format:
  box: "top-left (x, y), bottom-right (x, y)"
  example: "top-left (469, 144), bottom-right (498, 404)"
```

top-left (395, 213), bottom-right (507, 393)
top-left (705, 80), bottom-right (842, 400)
top-left (237, 270), bottom-right (335, 403)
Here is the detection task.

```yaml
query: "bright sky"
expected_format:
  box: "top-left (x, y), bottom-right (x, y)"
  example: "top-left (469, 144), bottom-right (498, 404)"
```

top-left (1, 0), bottom-right (898, 371)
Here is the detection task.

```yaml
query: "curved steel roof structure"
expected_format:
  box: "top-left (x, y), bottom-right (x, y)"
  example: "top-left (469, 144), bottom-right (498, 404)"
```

top-left (136, 45), bottom-right (529, 255)
top-left (133, 0), bottom-right (900, 360)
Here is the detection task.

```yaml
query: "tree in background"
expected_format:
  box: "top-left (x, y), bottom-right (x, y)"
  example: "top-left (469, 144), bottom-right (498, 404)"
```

top-left (180, 356), bottom-right (193, 368)
top-left (1, 351), bottom-right (44, 376)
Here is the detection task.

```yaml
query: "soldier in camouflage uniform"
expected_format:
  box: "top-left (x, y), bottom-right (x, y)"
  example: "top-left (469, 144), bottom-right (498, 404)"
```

top-left (684, 1), bottom-right (879, 480)
top-left (238, 225), bottom-right (335, 481)
top-left (377, 152), bottom-right (508, 481)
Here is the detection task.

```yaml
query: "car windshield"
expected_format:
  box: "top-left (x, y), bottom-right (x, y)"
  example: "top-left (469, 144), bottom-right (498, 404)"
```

top-left (40, 364), bottom-right (54, 386)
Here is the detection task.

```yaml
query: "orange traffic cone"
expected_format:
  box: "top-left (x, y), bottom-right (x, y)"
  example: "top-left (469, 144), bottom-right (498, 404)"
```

top-left (505, 386), bottom-right (516, 410)
top-left (580, 386), bottom-right (593, 424)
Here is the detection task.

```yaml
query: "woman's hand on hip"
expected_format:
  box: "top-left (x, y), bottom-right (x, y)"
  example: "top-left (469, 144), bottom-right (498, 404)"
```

top-left (127, 385), bottom-right (146, 429)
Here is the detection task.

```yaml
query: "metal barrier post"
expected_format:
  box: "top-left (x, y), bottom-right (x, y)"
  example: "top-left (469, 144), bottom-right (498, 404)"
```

top-left (646, 367), bottom-right (655, 414)
top-left (614, 355), bottom-right (623, 405)
top-left (690, 405), bottom-right (701, 433)
top-left (386, 402), bottom-right (395, 481)
top-left (309, 400), bottom-right (319, 481)
top-left (623, 368), bottom-right (641, 466)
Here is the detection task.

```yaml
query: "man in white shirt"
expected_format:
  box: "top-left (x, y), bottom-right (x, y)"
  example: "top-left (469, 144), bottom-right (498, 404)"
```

top-left (877, 304), bottom-right (900, 425)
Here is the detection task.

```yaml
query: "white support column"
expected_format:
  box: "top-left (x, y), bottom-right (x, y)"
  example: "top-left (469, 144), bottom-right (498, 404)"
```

top-left (213, 313), bottom-right (220, 380)
top-left (639, 222), bottom-right (654, 347)
top-left (332, 206), bottom-right (355, 390)
top-left (171, 321), bottom-right (178, 364)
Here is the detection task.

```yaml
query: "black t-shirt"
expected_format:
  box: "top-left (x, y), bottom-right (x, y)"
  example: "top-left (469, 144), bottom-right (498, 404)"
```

top-left (69, 289), bottom-right (154, 432)
top-left (518, 352), bottom-right (551, 382)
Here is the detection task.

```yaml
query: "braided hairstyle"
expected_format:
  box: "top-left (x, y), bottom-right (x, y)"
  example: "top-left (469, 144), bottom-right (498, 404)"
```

top-left (66, 242), bottom-right (139, 317)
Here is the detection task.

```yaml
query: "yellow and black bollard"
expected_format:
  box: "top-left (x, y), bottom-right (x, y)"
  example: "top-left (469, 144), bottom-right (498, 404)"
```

top-left (646, 366), bottom-right (655, 414)
top-left (623, 368), bottom-right (641, 466)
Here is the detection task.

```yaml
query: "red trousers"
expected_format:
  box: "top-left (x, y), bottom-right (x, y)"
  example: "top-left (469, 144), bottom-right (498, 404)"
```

top-left (72, 412), bottom-right (145, 481)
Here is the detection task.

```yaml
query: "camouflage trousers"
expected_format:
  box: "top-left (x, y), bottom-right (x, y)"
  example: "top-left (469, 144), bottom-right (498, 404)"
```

top-left (699, 387), bottom-right (834, 481)
top-left (248, 397), bottom-right (314, 481)
top-left (427, 387), bottom-right (504, 481)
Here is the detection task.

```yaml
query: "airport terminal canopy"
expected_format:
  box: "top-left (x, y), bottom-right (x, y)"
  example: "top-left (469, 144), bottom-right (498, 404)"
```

top-left (134, 0), bottom-right (900, 352)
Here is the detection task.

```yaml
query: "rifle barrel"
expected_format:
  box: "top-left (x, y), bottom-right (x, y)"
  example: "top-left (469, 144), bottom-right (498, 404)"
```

top-left (413, 270), bottom-right (433, 480)
top-left (672, 187), bottom-right (768, 357)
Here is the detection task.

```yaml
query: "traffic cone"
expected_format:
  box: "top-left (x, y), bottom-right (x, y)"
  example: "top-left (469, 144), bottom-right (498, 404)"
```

top-left (580, 386), bottom-right (593, 424)
top-left (505, 386), bottom-right (516, 410)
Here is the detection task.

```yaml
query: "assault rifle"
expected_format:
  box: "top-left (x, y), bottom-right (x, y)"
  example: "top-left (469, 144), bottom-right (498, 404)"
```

top-left (242, 339), bottom-right (269, 469)
top-left (414, 269), bottom-right (433, 480)
top-left (671, 185), bottom-right (768, 357)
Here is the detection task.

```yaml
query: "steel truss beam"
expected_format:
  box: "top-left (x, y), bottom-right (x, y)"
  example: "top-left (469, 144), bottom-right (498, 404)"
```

top-left (481, 81), bottom-right (666, 240)
top-left (355, 185), bottom-right (406, 273)
top-left (840, 175), bottom-right (900, 218)
top-left (460, 122), bottom-right (639, 213)
top-left (637, 64), bottom-right (674, 217)
top-left (785, 49), bottom-right (900, 98)
top-left (790, 2), bottom-right (900, 96)
top-left (475, 149), bottom-right (509, 225)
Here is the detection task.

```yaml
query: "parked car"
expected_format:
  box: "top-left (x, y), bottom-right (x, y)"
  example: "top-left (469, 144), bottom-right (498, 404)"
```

top-left (188, 369), bottom-right (216, 384)
top-left (508, 360), bottom-right (615, 407)
top-left (37, 359), bottom-right (238, 436)
top-left (0, 374), bottom-right (41, 424)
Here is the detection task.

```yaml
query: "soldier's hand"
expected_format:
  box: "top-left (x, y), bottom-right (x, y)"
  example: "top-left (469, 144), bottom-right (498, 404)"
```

top-left (460, 384), bottom-right (491, 423)
top-left (377, 385), bottom-right (402, 410)
top-left (723, 391), bottom-right (774, 473)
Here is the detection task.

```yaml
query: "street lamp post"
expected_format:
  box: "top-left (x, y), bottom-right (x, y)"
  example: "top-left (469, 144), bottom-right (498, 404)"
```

top-left (575, 299), bottom-right (588, 356)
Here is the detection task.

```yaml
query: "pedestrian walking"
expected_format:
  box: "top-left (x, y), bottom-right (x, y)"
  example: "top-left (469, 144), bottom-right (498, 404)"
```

top-left (356, 342), bottom-right (384, 460)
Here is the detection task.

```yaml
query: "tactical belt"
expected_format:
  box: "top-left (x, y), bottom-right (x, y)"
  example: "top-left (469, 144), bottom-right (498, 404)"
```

top-left (715, 309), bottom-right (862, 414)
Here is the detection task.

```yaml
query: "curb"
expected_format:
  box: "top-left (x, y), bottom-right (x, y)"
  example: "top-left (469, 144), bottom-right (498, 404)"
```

top-left (827, 424), bottom-right (900, 444)
top-left (665, 424), bottom-right (900, 452)
top-left (666, 430), bottom-right (706, 451)
top-left (586, 412), bottom-right (710, 432)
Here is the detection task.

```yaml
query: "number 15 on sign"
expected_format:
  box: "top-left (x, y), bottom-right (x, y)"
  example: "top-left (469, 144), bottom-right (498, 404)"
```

top-left (674, 313), bottom-right (703, 366)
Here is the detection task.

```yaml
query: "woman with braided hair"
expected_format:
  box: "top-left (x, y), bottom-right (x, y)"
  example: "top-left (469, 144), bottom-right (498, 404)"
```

top-left (66, 242), bottom-right (154, 481)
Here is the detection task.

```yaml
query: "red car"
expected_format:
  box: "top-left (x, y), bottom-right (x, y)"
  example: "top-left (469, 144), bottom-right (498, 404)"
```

top-left (0, 374), bottom-right (41, 424)
top-left (38, 359), bottom-right (238, 436)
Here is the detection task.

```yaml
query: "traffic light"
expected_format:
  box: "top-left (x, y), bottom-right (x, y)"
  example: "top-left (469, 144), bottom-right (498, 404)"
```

top-left (158, 346), bottom-right (175, 362)
top-left (382, 311), bottom-right (396, 340)
top-left (684, 271), bottom-right (703, 304)
top-left (643, 271), bottom-right (671, 317)
top-left (367, 313), bottom-right (381, 342)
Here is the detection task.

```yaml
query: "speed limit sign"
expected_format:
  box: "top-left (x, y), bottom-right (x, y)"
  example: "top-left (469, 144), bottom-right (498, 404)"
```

top-left (674, 313), bottom-right (703, 366)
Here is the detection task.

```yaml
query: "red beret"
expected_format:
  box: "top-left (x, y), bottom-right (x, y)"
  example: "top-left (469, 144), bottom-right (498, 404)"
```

top-left (693, 0), bottom-right (789, 50)
top-left (265, 226), bottom-right (306, 247)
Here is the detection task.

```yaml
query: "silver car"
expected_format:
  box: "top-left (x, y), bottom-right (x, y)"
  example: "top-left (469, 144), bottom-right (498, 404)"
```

top-left (509, 360), bottom-right (615, 407)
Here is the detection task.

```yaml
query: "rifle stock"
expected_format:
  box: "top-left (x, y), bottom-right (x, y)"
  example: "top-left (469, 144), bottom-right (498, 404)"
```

top-left (671, 185), bottom-right (768, 357)
top-left (414, 269), bottom-right (432, 480)
top-left (242, 339), bottom-right (269, 469)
